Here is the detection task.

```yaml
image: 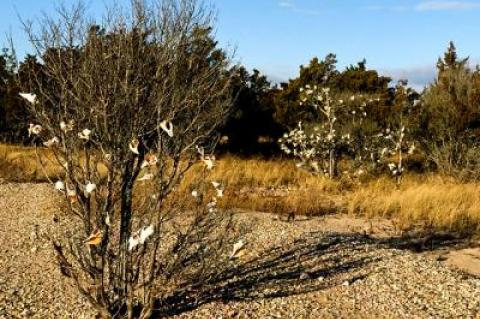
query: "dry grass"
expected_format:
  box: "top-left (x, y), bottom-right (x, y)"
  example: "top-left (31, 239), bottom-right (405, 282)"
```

top-left (347, 175), bottom-right (480, 235)
top-left (0, 144), bottom-right (109, 182)
top-left (179, 156), bottom-right (345, 217)
top-left (2, 143), bottom-right (480, 234)
top-left (0, 143), bottom-right (58, 182)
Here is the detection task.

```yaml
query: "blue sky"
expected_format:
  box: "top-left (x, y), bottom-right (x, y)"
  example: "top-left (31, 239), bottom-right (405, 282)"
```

top-left (2, 0), bottom-right (480, 88)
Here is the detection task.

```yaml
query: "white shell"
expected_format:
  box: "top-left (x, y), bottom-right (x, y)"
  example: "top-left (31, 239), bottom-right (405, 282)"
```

top-left (85, 182), bottom-right (96, 194)
top-left (54, 181), bottom-right (65, 191)
top-left (19, 93), bottom-right (37, 104)
top-left (139, 225), bottom-right (154, 244)
top-left (160, 120), bottom-right (174, 137)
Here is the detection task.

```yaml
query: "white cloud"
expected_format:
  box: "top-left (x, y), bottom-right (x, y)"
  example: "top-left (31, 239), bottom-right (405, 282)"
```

top-left (380, 64), bottom-right (437, 91)
top-left (266, 64), bottom-right (437, 91)
top-left (366, 1), bottom-right (480, 12)
top-left (415, 1), bottom-right (480, 11)
top-left (278, 1), bottom-right (320, 15)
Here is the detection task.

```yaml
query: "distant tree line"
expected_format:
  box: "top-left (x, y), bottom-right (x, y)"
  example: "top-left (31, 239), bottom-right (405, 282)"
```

top-left (2, 37), bottom-right (480, 177)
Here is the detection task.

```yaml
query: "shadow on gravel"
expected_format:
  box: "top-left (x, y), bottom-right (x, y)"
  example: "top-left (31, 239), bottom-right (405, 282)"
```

top-left (377, 231), bottom-right (474, 253)
top-left (156, 233), bottom-right (381, 316)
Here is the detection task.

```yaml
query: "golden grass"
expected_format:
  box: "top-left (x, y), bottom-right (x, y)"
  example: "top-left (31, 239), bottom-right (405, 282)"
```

top-left (0, 143), bottom-right (58, 182)
top-left (179, 156), bottom-right (344, 216)
top-left (347, 175), bottom-right (480, 234)
top-left (0, 143), bottom-right (108, 182)
top-left (2, 143), bottom-right (480, 234)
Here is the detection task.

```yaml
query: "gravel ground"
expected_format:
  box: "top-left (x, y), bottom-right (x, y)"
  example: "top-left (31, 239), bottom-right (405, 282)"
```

top-left (0, 183), bottom-right (479, 318)
top-left (0, 183), bottom-right (95, 318)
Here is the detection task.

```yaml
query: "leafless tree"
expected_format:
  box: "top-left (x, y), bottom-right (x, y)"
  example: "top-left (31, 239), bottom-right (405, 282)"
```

top-left (19, 0), bottom-right (240, 317)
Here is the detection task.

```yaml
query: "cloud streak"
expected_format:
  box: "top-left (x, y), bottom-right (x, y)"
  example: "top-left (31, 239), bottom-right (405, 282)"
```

top-left (367, 1), bottom-right (480, 12)
top-left (278, 1), bottom-right (320, 15)
top-left (416, 1), bottom-right (480, 11)
top-left (265, 64), bottom-right (439, 91)
top-left (380, 65), bottom-right (437, 91)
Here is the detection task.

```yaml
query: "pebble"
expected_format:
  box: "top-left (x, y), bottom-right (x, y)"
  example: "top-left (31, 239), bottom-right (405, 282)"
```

top-left (0, 183), bottom-right (96, 318)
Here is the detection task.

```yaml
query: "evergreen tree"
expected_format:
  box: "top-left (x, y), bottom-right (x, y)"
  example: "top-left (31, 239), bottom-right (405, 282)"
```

top-left (420, 42), bottom-right (480, 176)
top-left (437, 41), bottom-right (468, 72)
top-left (221, 67), bottom-right (282, 155)
top-left (0, 47), bottom-right (27, 142)
top-left (333, 59), bottom-right (391, 94)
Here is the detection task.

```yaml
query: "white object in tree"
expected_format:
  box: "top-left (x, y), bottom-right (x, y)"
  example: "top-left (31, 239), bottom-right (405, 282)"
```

top-left (19, 93), bottom-right (37, 104)
top-left (54, 180), bottom-right (65, 191)
top-left (196, 145), bottom-right (205, 158)
top-left (78, 128), bottom-right (92, 141)
top-left (388, 163), bottom-right (396, 171)
top-left (105, 212), bottom-right (110, 226)
top-left (202, 156), bottom-right (215, 170)
top-left (408, 143), bottom-right (416, 155)
top-left (211, 182), bottom-right (224, 197)
top-left (139, 225), bottom-right (154, 244)
top-left (85, 182), bottom-right (96, 195)
top-left (67, 188), bottom-right (78, 203)
top-left (129, 138), bottom-right (139, 155)
top-left (160, 120), bottom-right (174, 137)
top-left (43, 136), bottom-right (60, 147)
top-left (138, 173), bottom-right (154, 181)
top-left (128, 233), bottom-right (140, 251)
top-left (60, 120), bottom-right (74, 133)
top-left (28, 124), bottom-right (42, 137)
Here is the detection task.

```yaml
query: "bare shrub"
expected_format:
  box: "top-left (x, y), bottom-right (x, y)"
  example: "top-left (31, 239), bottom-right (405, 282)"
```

top-left (18, 0), bottom-right (240, 317)
top-left (428, 136), bottom-right (480, 181)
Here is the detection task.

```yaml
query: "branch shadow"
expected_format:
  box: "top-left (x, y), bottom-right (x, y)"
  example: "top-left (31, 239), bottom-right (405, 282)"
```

top-left (377, 230), bottom-right (473, 253)
top-left (123, 217), bottom-right (480, 318)
top-left (155, 233), bottom-right (382, 316)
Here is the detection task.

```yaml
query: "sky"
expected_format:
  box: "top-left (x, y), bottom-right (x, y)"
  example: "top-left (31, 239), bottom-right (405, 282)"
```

top-left (1, 0), bottom-right (480, 89)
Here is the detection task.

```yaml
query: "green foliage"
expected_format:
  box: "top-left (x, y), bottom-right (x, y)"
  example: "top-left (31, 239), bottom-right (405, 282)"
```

top-left (421, 43), bottom-right (480, 140)
top-left (273, 54), bottom-right (339, 127)
top-left (272, 54), bottom-right (392, 129)
top-left (419, 42), bottom-right (480, 178)
top-left (332, 59), bottom-right (391, 94)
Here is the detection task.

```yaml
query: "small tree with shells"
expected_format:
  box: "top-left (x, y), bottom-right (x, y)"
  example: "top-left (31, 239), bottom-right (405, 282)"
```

top-left (19, 1), bottom-right (244, 317)
top-left (279, 85), bottom-right (374, 178)
top-left (373, 81), bottom-right (417, 185)
top-left (279, 82), bottom-right (417, 182)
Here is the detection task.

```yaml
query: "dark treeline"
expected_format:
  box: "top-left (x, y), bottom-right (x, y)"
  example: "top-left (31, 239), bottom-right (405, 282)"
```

top-left (220, 54), bottom-right (395, 155)
top-left (1, 34), bottom-right (480, 176)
